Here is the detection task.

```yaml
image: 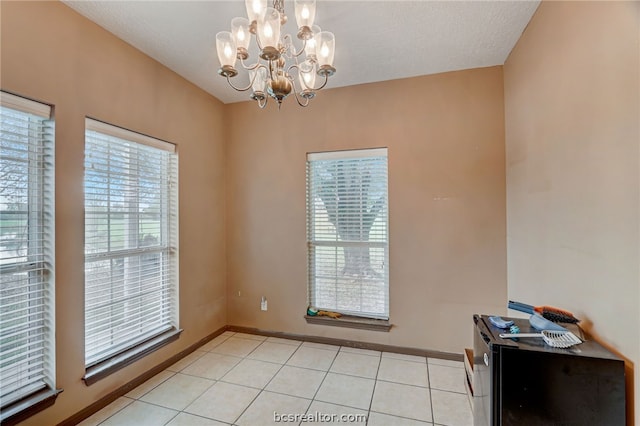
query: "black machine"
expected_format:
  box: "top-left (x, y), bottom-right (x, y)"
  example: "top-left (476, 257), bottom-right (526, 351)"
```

top-left (473, 314), bottom-right (625, 426)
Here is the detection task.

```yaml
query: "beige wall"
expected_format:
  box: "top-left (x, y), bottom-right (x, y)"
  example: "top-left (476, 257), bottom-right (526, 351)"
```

top-left (504, 1), bottom-right (640, 423)
top-left (1, 2), bottom-right (227, 424)
top-left (226, 66), bottom-right (507, 354)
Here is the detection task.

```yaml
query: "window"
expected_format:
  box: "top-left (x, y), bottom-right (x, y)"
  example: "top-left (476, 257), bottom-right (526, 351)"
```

top-left (306, 148), bottom-right (389, 320)
top-left (0, 92), bottom-right (58, 419)
top-left (84, 119), bottom-right (178, 379)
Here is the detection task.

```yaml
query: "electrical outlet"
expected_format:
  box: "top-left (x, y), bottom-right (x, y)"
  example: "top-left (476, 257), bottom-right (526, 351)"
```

top-left (261, 296), bottom-right (268, 311)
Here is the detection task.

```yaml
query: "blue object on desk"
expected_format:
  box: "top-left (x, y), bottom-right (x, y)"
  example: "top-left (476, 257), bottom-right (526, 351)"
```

top-left (489, 316), bottom-right (514, 329)
top-left (508, 300), bottom-right (535, 314)
top-left (529, 312), bottom-right (567, 332)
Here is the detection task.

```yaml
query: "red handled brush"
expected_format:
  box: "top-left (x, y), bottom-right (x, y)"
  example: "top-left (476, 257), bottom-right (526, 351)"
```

top-left (508, 300), bottom-right (580, 324)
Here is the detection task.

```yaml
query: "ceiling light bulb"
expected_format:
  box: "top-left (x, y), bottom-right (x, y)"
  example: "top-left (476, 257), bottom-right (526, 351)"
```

top-left (216, 31), bottom-right (237, 68)
top-left (304, 25), bottom-right (320, 57)
top-left (314, 31), bottom-right (335, 67)
top-left (257, 7), bottom-right (280, 54)
top-left (299, 66), bottom-right (316, 94)
top-left (245, 0), bottom-right (266, 22)
top-left (252, 0), bottom-right (261, 14)
top-left (320, 43), bottom-right (329, 58)
top-left (295, 0), bottom-right (316, 30)
top-left (307, 37), bottom-right (316, 50)
top-left (251, 67), bottom-right (267, 93)
top-left (231, 17), bottom-right (251, 54)
top-left (224, 44), bottom-right (233, 59)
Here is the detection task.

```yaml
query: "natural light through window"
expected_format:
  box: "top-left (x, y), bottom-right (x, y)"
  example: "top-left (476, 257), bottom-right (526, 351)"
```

top-left (83, 119), bottom-right (178, 369)
top-left (306, 148), bottom-right (389, 319)
top-left (0, 92), bottom-right (56, 411)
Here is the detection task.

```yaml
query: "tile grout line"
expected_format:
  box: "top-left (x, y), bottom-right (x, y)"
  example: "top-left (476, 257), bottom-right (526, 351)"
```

top-left (228, 337), bottom-right (304, 425)
top-left (155, 340), bottom-right (229, 426)
top-left (304, 348), bottom-right (381, 416)
top-left (162, 410), bottom-right (180, 426)
top-left (178, 333), bottom-right (256, 425)
top-left (227, 338), bottom-right (280, 425)
top-left (302, 345), bottom-right (340, 418)
top-left (118, 370), bottom-right (176, 404)
top-left (368, 357), bottom-right (434, 425)
top-left (365, 352), bottom-right (383, 425)
top-left (98, 334), bottom-right (236, 425)
top-left (381, 353), bottom-right (433, 364)
top-left (426, 358), bottom-right (435, 425)
top-left (430, 387), bottom-right (470, 396)
top-left (139, 375), bottom-right (219, 424)
top-left (374, 377), bottom-right (430, 389)
top-left (329, 349), bottom-right (381, 380)
top-left (92, 396), bottom-right (135, 426)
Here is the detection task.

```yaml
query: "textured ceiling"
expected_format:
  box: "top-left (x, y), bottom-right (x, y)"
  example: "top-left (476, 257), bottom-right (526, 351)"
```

top-left (62, 1), bottom-right (540, 104)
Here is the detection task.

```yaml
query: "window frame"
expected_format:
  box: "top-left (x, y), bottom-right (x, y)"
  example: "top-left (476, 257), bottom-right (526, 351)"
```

top-left (82, 118), bottom-right (180, 384)
top-left (306, 148), bottom-right (390, 322)
top-left (0, 91), bottom-right (60, 423)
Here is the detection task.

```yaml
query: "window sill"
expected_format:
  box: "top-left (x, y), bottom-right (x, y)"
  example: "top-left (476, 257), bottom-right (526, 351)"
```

top-left (0, 387), bottom-right (62, 426)
top-left (83, 328), bottom-right (182, 386)
top-left (304, 314), bottom-right (391, 332)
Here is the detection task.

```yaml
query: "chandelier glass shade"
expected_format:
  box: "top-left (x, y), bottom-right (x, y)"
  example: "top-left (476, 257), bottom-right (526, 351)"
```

top-left (215, 0), bottom-right (336, 108)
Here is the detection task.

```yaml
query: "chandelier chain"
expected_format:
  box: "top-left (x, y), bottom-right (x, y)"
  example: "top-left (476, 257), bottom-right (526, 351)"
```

top-left (273, 0), bottom-right (285, 18)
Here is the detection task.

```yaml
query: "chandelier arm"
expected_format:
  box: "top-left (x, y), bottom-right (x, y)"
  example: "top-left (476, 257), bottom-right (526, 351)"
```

top-left (285, 63), bottom-right (305, 91)
top-left (281, 34), bottom-right (292, 57)
top-left (239, 57), bottom-right (262, 71)
top-left (291, 87), bottom-right (311, 107)
top-left (224, 68), bottom-right (263, 92)
top-left (273, 0), bottom-right (285, 16)
top-left (287, 63), bottom-right (330, 92)
top-left (311, 72), bottom-right (330, 91)
top-left (284, 68), bottom-right (300, 91)
top-left (286, 62), bottom-right (300, 73)
top-left (281, 34), bottom-right (307, 59)
top-left (284, 72), bottom-right (310, 107)
top-left (255, 33), bottom-right (264, 52)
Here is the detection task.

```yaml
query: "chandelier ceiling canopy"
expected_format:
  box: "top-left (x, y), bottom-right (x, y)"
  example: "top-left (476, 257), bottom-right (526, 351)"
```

top-left (215, 0), bottom-right (336, 109)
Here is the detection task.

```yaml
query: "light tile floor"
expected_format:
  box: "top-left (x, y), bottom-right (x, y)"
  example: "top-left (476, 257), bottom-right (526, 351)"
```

top-left (79, 332), bottom-right (472, 426)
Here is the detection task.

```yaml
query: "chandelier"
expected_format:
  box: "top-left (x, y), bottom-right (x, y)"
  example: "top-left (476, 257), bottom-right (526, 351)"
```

top-left (215, 0), bottom-right (336, 109)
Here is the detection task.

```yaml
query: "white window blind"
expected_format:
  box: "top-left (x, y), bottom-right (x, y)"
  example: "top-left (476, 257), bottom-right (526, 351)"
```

top-left (0, 92), bottom-right (55, 407)
top-left (84, 118), bottom-right (178, 367)
top-left (306, 148), bottom-right (389, 319)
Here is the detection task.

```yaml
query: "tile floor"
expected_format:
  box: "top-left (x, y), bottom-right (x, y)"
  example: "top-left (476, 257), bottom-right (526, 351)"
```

top-left (79, 331), bottom-right (472, 426)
